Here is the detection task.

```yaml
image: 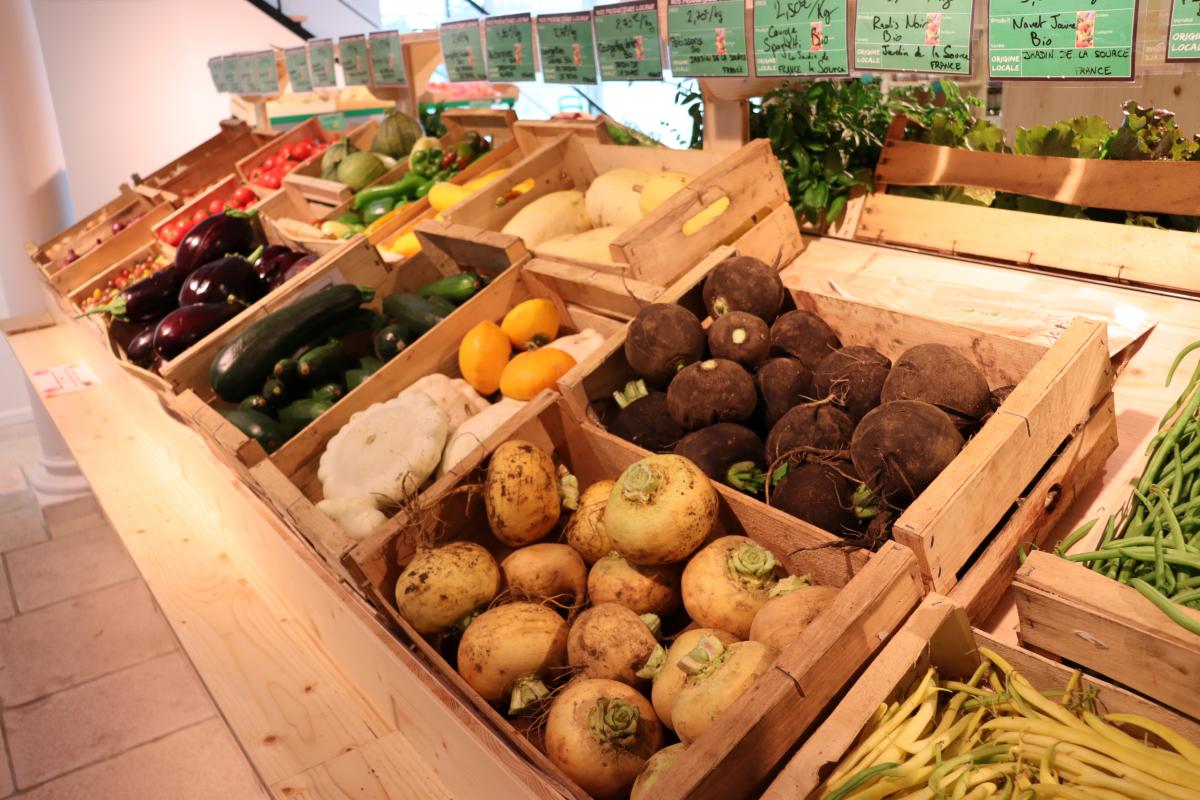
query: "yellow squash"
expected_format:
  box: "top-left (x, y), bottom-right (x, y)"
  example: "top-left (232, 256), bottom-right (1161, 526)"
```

top-left (501, 298), bottom-right (560, 349)
top-left (388, 230), bottom-right (421, 257)
top-left (499, 347), bottom-right (577, 401)
top-left (458, 320), bottom-right (512, 395)
top-left (428, 182), bottom-right (473, 213)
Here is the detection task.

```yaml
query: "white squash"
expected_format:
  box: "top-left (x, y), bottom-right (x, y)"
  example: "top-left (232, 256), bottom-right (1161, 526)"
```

top-left (401, 374), bottom-right (488, 433)
top-left (501, 190), bottom-right (591, 247)
top-left (438, 398), bottom-right (528, 477)
top-left (639, 171), bottom-right (694, 215)
top-left (585, 168), bottom-right (649, 228)
top-left (537, 226), bottom-right (624, 263)
top-left (316, 495), bottom-right (387, 540)
top-left (319, 391), bottom-right (448, 503)
top-left (548, 329), bottom-right (607, 365)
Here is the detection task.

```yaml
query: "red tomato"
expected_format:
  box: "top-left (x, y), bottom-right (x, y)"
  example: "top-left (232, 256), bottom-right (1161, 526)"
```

top-left (290, 140), bottom-right (314, 161)
top-left (162, 223), bottom-right (185, 246)
top-left (277, 144), bottom-right (293, 161)
top-left (249, 167), bottom-right (263, 183)
top-left (260, 171), bottom-right (282, 190)
top-left (233, 186), bottom-right (257, 206)
top-left (279, 160), bottom-right (298, 173)
top-left (207, 198), bottom-right (225, 215)
top-left (262, 156), bottom-right (277, 171)
top-left (191, 209), bottom-right (207, 225)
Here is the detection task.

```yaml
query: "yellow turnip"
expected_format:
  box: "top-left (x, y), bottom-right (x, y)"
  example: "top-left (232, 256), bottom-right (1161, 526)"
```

top-left (749, 576), bottom-right (839, 652)
top-left (631, 743), bottom-right (687, 800)
top-left (563, 480), bottom-right (614, 564)
top-left (605, 455), bottom-right (717, 565)
top-left (650, 627), bottom-right (738, 730)
top-left (681, 535), bottom-right (781, 638)
top-left (671, 637), bottom-right (777, 744)
top-left (587, 552), bottom-right (681, 616)
top-left (544, 678), bottom-right (663, 799)
top-left (485, 440), bottom-right (560, 546)
top-left (394, 542), bottom-right (502, 635)
top-left (456, 602), bottom-right (569, 715)
top-left (500, 543), bottom-right (587, 618)
top-left (567, 603), bottom-right (664, 686)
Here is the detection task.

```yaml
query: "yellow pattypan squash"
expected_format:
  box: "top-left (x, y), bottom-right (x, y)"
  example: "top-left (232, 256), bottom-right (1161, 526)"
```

top-left (501, 298), bottom-right (560, 350)
top-left (499, 348), bottom-right (577, 401)
top-left (459, 320), bottom-right (511, 395)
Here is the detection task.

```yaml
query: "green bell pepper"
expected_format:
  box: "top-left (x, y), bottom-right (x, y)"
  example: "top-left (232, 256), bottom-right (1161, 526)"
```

top-left (336, 212), bottom-right (363, 226)
top-left (410, 148), bottom-right (443, 179)
top-left (362, 197), bottom-right (395, 225)
top-left (353, 172), bottom-right (425, 210)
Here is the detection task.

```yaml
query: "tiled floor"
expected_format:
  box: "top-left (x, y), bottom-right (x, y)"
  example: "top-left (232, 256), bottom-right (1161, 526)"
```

top-left (0, 421), bottom-right (269, 799)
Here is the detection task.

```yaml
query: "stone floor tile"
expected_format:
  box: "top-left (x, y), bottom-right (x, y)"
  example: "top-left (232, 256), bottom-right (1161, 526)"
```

top-left (0, 506), bottom-right (46, 555)
top-left (5, 523), bottom-right (137, 612)
top-left (0, 562), bottom-right (12, 622)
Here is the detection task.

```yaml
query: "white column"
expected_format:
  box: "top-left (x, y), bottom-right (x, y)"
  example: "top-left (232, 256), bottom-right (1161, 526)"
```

top-left (0, 0), bottom-right (90, 506)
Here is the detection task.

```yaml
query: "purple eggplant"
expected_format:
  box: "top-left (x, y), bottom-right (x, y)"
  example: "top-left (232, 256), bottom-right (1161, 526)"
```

top-left (175, 210), bottom-right (261, 276)
top-left (124, 325), bottom-right (158, 367)
top-left (153, 303), bottom-right (243, 360)
top-left (178, 256), bottom-right (267, 307)
top-left (272, 254), bottom-right (320, 289)
top-left (253, 245), bottom-right (301, 282)
top-left (77, 264), bottom-right (183, 322)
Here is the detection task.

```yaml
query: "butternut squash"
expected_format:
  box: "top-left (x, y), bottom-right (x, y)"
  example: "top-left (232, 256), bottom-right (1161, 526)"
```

top-left (500, 347), bottom-right (577, 401)
top-left (458, 320), bottom-right (512, 395)
top-left (501, 298), bottom-right (560, 350)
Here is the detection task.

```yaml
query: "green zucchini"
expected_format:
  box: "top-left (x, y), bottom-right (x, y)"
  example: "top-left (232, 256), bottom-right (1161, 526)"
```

top-left (374, 324), bottom-right (407, 362)
top-left (219, 408), bottom-right (287, 454)
top-left (210, 284), bottom-right (374, 402)
top-left (262, 377), bottom-right (288, 408)
top-left (279, 398), bottom-right (333, 435)
top-left (417, 272), bottom-right (483, 304)
top-left (238, 395), bottom-right (268, 412)
top-left (273, 358), bottom-right (300, 386)
top-left (359, 355), bottom-right (384, 372)
top-left (382, 293), bottom-right (447, 338)
top-left (310, 382), bottom-right (345, 404)
top-left (424, 295), bottom-right (456, 316)
top-left (298, 340), bottom-right (344, 383)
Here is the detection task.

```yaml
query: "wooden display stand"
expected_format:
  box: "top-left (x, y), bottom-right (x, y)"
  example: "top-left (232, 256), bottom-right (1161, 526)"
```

top-left (855, 116), bottom-right (1200, 296)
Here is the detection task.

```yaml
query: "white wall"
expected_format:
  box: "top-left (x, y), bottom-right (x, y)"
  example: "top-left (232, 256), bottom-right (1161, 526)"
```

top-left (31, 0), bottom-right (305, 214)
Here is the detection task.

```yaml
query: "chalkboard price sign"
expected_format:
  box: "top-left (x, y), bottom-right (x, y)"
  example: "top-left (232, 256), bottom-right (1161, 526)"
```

top-left (988, 0), bottom-right (1137, 79)
top-left (594, 1), bottom-right (664, 80)
top-left (309, 39), bottom-right (338, 87)
top-left (339, 36), bottom-right (370, 86)
top-left (441, 19), bottom-right (487, 82)
top-left (485, 13), bottom-right (537, 81)
top-left (537, 12), bottom-right (599, 84)
top-left (854, 0), bottom-right (973, 74)
top-left (368, 31), bottom-right (407, 85)
top-left (753, 0), bottom-right (850, 76)
top-left (284, 46), bottom-right (313, 92)
top-left (667, 0), bottom-right (750, 77)
top-left (1167, 0), bottom-right (1200, 61)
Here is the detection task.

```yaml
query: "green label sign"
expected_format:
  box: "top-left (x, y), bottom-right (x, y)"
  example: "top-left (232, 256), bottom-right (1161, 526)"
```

top-left (1168, 0), bottom-right (1200, 60)
top-left (753, 0), bottom-right (849, 76)
top-left (988, 0), bottom-right (1136, 78)
top-left (207, 57), bottom-right (225, 92)
top-left (667, 0), bottom-right (750, 77)
top-left (284, 46), bottom-right (313, 92)
top-left (595, 1), bottom-right (665, 81)
top-left (441, 19), bottom-right (487, 82)
top-left (339, 36), bottom-right (370, 86)
top-left (855, 0), bottom-right (973, 73)
top-left (254, 50), bottom-right (279, 94)
top-left (538, 12), bottom-right (599, 83)
top-left (485, 13), bottom-right (536, 81)
top-left (368, 31), bottom-right (407, 84)
top-left (318, 111), bottom-right (348, 132)
top-left (235, 53), bottom-right (258, 94)
top-left (221, 56), bottom-right (238, 94)
top-left (309, 39), bottom-right (337, 87)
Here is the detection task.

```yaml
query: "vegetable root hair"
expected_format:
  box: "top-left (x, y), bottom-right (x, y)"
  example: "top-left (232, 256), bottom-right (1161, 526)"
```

top-left (390, 481), bottom-right (486, 552)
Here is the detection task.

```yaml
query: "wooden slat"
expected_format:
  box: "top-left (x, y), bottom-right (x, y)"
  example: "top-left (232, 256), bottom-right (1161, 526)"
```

top-left (949, 393), bottom-right (1118, 622)
top-left (877, 137), bottom-right (1200, 217)
top-left (857, 192), bottom-right (1200, 295)
top-left (892, 317), bottom-right (1114, 592)
top-left (512, 118), bottom-right (610, 154)
top-left (1015, 551), bottom-right (1200, 721)
top-left (413, 219), bottom-right (528, 277)
top-left (652, 543), bottom-right (923, 800)
top-left (27, 184), bottom-right (147, 269)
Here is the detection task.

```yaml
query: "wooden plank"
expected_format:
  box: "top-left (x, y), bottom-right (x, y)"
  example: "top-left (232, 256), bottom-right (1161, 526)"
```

top-left (858, 192), bottom-right (1200, 295)
top-left (412, 219), bottom-right (528, 277)
top-left (877, 137), bottom-right (1200, 217)
top-left (513, 118), bottom-right (610, 153)
top-left (949, 393), bottom-right (1118, 622)
top-left (892, 317), bottom-right (1114, 592)
top-left (522, 258), bottom-right (666, 321)
top-left (1015, 550), bottom-right (1200, 721)
top-left (652, 542), bottom-right (923, 800)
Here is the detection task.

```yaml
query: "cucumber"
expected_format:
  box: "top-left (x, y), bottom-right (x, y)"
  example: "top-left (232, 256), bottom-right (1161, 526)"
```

top-left (219, 408), bottom-right (287, 454)
top-left (210, 284), bottom-right (373, 402)
top-left (374, 324), bottom-right (407, 362)
top-left (417, 272), bottom-right (483, 304)
top-left (382, 293), bottom-right (447, 338)
top-left (424, 295), bottom-right (456, 316)
top-left (310, 382), bottom-right (344, 404)
top-left (298, 340), bottom-right (345, 383)
top-left (238, 395), bottom-right (268, 412)
top-left (279, 398), bottom-right (333, 435)
top-left (262, 377), bottom-right (288, 408)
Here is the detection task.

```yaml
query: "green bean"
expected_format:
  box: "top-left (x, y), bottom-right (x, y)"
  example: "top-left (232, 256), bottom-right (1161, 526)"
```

top-left (1140, 374), bottom-right (1200, 496)
top-left (1177, 574), bottom-right (1200, 590)
top-left (1056, 519), bottom-right (1098, 557)
top-left (1130, 579), bottom-right (1200, 634)
top-left (1095, 546), bottom-right (1200, 570)
top-left (1150, 486), bottom-right (1188, 550)
top-left (1092, 516), bottom-right (1118, 573)
top-left (1171, 445), bottom-right (1184, 504)
top-left (1170, 587), bottom-right (1200, 604)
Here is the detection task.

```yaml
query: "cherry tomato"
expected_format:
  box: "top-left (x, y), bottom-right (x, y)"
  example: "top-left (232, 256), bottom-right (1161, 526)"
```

top-left (207, 198), bottom-right (225, 215)
top-left (191, 209), bottom-right (207, 224)
top-left (277, 144), bottom-right (293, 162)
top-left (249, 167), bottom-right (263, 183)
top-left (279, 160), bottom-right (298, 173)
top-left (163, 223), bottom-right (185, 246)
top-left (260, 171), bottom-right (282, 190)
top-left (262, 156), bottom-right (277, 171)
top-left (290, 140), bottom-right (314, 161)
top-left (233, 186), bottom-right (257, 206)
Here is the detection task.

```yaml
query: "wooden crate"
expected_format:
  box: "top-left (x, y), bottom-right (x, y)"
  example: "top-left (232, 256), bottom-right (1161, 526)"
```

top-left (856, 115), bottom-right (1200, 296)
top-left (275, 109), bottom-right (519, 233)
top-left (762, 593), bottom-right (1200, 799)
top-left (40, 200), bottom-right (177, 296)
top-left (442, 135), bottom-right (789, 287)
top-left (562, 215), bottom-right (1117, 618)
top-left (133, 120), bottom-right (267, 202)
top-left (1014, 550), bottom-right (1200, 722)
top-left (26, 184), bottom-right (161, 276)
top-left (245, 226), bottom-right (650, 573)
top-left (344, 391), bottom-right (924, 800)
